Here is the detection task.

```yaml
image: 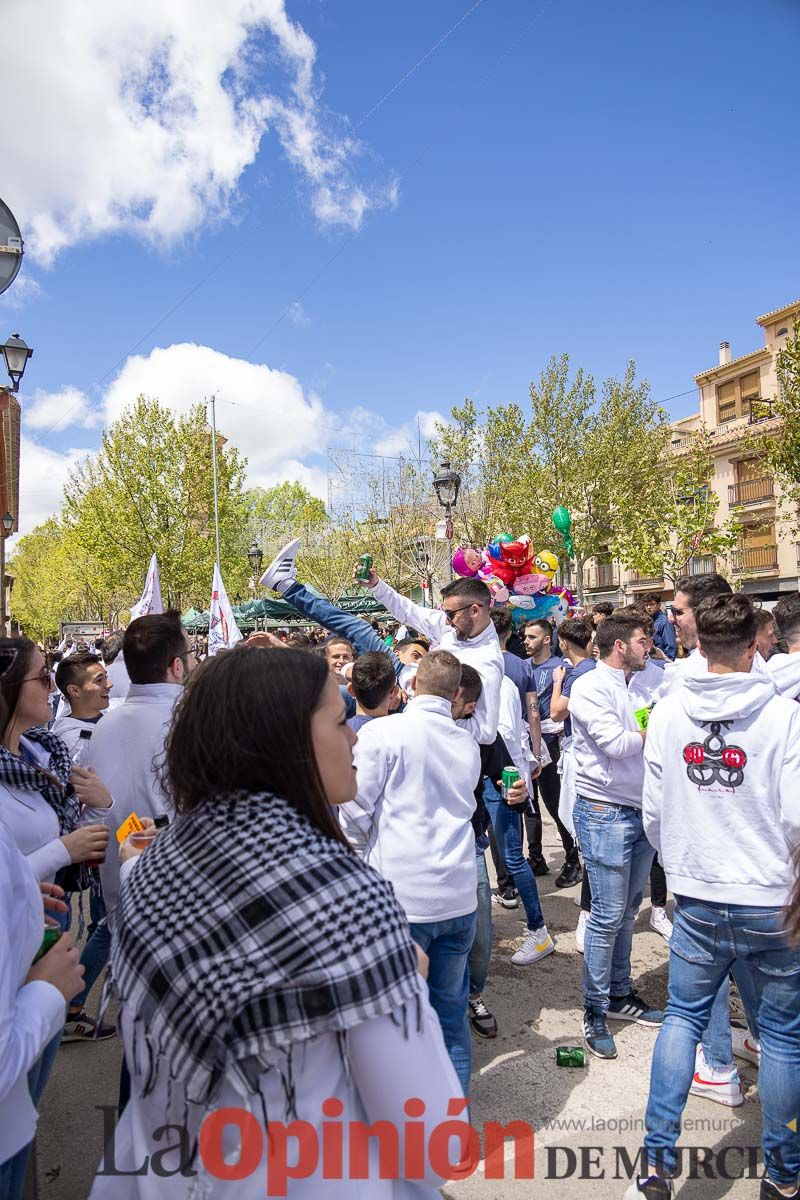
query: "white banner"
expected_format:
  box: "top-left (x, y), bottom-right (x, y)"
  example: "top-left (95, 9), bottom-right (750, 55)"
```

top-left (129, 553), bottom-right (164, 620)
top-left (208, 563), bottom-right (243, 656)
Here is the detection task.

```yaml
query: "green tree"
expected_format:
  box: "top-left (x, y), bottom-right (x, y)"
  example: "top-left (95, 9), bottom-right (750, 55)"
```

top-left (244, 482), bottom-right (328, 559)
top-left (63, 396), bottom-right (249, 612)
top-left (610, 431), bottom-right (741, 583)
top-left (748, 318), bottom-right (800, 532)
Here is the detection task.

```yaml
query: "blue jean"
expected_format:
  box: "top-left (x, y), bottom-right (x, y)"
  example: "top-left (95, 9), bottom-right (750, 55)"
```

top-left (573, 796), bottom-right (655, 1011)
top-left (409, 910), bottom-right (477, 1097)
top-left (702, 963), bottom-right (762, 1070)
top-left (282, 582), bottom-right (401, 678)
top-left (70, 914), bottom-right (112, 1011)
top-left (0, 1031), bottom-right (62, 1198)
top-left (483, 779), bottom-right (545, 931)
top-left (644, 896), bottom-right (800, 1186)
top-left (469, 850), bottom-right (492, 997)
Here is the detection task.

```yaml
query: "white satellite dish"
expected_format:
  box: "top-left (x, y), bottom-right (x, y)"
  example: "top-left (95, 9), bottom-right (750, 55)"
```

top-left (0, 199), bottom-right (24, 297)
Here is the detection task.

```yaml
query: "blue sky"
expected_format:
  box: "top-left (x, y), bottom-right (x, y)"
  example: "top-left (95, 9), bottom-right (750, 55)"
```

top-left (2, 0), bottom-right (799, 537)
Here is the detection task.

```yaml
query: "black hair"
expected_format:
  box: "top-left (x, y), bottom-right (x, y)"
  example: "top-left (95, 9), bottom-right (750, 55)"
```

top-left (55, 651), bottom-right (103, 696)
top-left (458, 663), bottom-right (483, 703)
top-left (124, 612), bottom-right (188, 685)
top-left (557, 619), bottom-right (593, 650)
top-left (591, 601), bottom-right (614, 617)
top-left (673, 572), bottom-right (733, 609)
top-left (774, 594), bottom-right (800, 644)
top-left (594, 612), bottom-right (645, 657)
top-left (695, 593), bottom-right (757, 662)
top-left (350, 651), bottom-right (396, 710)
top-left (440, 577), bottom-right (491, 605)
top-left (164, 647), bottom-right (349, 845)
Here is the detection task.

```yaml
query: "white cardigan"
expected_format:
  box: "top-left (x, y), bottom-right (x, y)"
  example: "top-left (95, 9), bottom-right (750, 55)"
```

top-left (0, 820), bottom-right (66, 1163)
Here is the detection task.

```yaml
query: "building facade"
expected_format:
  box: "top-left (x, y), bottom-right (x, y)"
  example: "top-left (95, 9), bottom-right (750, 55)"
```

top-left (567, 299), bottom-right (800, 608)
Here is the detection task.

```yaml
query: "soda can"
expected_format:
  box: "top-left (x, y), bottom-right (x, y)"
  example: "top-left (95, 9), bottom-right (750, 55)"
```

top-left (556, 1046), bottom-right (586, 1068)
top-left (355, 554), bottom-right (373, 582)
top-left (501, 766), bottom-right (520, 800)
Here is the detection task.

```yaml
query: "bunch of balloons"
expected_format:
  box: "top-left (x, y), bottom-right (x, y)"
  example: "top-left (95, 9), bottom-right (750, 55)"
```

top-left (452, 516), bottom-right (576, 625)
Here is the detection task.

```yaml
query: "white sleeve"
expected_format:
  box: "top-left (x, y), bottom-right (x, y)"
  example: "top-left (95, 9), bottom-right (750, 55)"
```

top-left (371, 580), bottom-right (447, 647)
top-left (27, 837), bottom-right (71, 882)
top-left (0, 935), bottom-right (65, 1103)
top-left (641, 715), bottom-right (665, 855)
top-left (339, 730), bottom-right (389, 856)
top-left (779, 708), bottom-right (800, 848)
top-left (347, 989), bottom-right (465, 1188)
top-left (468, 653), bottom-right (503, 746)
top-left (569, 689), bottom-right (643, 761)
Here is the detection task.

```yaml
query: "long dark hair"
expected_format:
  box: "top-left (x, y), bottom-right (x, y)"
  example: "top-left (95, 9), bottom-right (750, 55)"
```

top-left (163, 646), bottom-right (350, 846)
top-left (0, 637), bottom-right (39, 742)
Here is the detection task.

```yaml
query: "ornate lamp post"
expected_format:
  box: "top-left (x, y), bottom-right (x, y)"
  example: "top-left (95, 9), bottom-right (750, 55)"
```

top-left (1, 333), bottom-right (33, 393)
top-left (432, 461), bottom-right (461, 581)
top-left (0, 511), bottom-right (13, 635)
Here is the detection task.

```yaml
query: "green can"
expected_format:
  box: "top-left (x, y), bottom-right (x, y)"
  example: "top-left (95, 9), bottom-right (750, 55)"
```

top-left (556, 1046), bottom-right (586, 1068)
top-left (33, 926), bottom-right (62, 963)
top-left (355, 554), bottom-right (373, 582)
top-left (501, 766), bottom-right (520, 800)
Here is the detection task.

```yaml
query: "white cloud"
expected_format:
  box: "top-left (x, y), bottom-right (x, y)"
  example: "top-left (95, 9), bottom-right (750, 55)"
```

top-left (372, 409), bottom-right (449, 458)
top-left (1, 0), bottom-right (395, 265)
top-left (24, 386), bottom-right (101, 432)
top-left (0, 273), bottom-right (43, 310)
top-left (102, 342), bottom-right (327, 489)
top-left (287, 301), bottom-right (310, 327)
top-left (9, 437), bottom-right (89, 546)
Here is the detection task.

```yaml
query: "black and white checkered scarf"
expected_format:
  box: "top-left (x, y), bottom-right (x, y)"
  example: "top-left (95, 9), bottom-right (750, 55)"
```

top-left (0, 726), bottom-right (78, 832)
top-left (112, 790), bottom-right (423, 1116)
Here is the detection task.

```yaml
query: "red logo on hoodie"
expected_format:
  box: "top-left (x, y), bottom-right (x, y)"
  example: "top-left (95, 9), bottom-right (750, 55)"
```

top-left (683, 722), bottom-right (747, 788)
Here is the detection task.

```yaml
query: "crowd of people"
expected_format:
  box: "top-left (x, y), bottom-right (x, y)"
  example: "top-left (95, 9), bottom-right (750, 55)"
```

top-left (2, 538), bottom-right (800, 1199)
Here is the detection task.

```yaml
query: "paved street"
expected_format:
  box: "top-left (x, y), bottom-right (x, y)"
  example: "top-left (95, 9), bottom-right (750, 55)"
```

top-left (34, 828), bottom-right (764, 1200)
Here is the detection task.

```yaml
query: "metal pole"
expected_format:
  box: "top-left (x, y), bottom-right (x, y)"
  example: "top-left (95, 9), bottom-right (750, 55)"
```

top-left (0, 534), bottom-right (5, 636)
top-left (209, 394), bottom-right (221, 568)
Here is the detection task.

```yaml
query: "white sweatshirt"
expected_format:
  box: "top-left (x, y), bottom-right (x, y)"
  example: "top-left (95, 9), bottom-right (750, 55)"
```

top-left (766, 651), bottom-right (800, 700)
top-left (51, 713), bottom-right (102, 757)
top-left (87, 683), bottom-right (182, 919)
top-left (497, 676), bottom-right (533, 792)
top-left (569, 661), bottom-right (645, 808)
top-left (370, 580), bottom-right (503, 745)
top-left (643, 672), bottom-right (800, 906)
top-left (0, 820), bottom-right (66, 1163)
top-left (340, 694), bottom-right (481, 923)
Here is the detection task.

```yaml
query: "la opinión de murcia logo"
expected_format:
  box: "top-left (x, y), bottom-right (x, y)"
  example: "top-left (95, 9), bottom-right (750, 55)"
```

top-left (683, 721), bottom-right (747, 789)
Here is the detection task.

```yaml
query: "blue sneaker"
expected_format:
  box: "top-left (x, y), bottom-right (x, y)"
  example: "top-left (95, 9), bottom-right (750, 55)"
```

top-left (608, 990), bottom-right (664, 1027)
top-left (583, 1006), bottom-right (617, 1059)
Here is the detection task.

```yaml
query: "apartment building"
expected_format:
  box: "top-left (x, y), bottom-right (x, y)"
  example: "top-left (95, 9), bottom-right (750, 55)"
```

top-left (571, 299), bottom-right (800, 608)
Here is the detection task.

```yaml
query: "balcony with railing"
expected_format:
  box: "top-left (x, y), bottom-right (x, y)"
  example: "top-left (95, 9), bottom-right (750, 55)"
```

top-left (584, 563), bottom-right (618, 591)
top-left (678, 555), bottom-right (717, 577)
top-left (628, 571), bottom-right (664, 589)
top-left (730, 545), bottom-right (779, 574)
top-left (728, 477), bottom-right (775, 507)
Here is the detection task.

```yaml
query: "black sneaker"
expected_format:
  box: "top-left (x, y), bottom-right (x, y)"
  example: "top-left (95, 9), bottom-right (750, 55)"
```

top-left (529, 856), bottom-right (550, 877)
top-left (608, 990), bottom-right (664, 1027)
top-left (583, 1006), bottom-right (617, 1059)
top-left (62, 1011), bottom-right (117, 1042)
top-left (555, 858), bottom-right (583, 888)
top-left (760, 1181), bottom-right (800, 1200)
top-left (469, 996), bottom-right (498, 1038)
top-left (497, 886), bottom-right (519, 909)
top-left (623, 1177), bottom-right (674, 1199)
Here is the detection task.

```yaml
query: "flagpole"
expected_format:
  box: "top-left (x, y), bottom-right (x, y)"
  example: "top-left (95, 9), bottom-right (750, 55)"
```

top-left (209, 393), bottom-right (221, 568)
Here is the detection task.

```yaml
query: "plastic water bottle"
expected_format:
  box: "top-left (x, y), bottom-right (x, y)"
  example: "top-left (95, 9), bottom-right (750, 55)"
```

top-left (72, 728), bottom-right (93, 766)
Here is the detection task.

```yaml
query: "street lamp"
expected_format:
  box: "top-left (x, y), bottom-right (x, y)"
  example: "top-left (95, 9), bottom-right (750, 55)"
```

top-left (247, 539), bottom-right (264, 577)
top-left (433, 460), bottom-right (461, 580)
top-left (0, 511), bottom-right (13, 636)
top-left (1, 333), bottom-right (33, 393)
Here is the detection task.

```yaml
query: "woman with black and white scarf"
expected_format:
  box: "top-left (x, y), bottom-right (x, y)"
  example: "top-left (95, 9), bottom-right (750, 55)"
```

top-left (93, 646), bottom-right (464, 1199)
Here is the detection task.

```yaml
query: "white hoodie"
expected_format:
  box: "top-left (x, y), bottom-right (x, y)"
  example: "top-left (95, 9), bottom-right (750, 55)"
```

top-left (766, 651), bottom-right (800, 700)
top-left (642, 673), bottom-right (800, 906)
top-left (370, 580), bottom-right (503, 745)
top-left (569, 661), bottom-right (645, 808)
top-left (340, 694), bottom-right (481, 923)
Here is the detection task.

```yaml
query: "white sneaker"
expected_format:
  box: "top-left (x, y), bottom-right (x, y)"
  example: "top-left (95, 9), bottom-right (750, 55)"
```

top-left (576, 909), bottom-right (589, 955)
top-left (731, 1024), bottom-right (761, 1067)
top-left (650, 905), bottom-right (673, 941)
top-left (511, 926), bottom-right (555, 965)
top-left (689, 1045), bottom-right (744, 1108)
top-left (260, 538), bottom-right (301, 594)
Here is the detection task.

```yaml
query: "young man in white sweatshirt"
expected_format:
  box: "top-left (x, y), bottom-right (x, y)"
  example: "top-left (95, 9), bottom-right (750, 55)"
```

top-left (52, 651), bottom-right (112, 755)
top-left (569, 611), bottom-right (664, 1060)
top-left (339, 650), bottom-right (481, 1096)
top-left (627, 593), bottom-right (800, 1200)
top-left (768, 592), bottom-right (800, 699)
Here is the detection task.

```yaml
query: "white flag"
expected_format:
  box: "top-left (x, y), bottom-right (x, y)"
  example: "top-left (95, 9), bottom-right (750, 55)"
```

top-left (208, 563), bottom-right (243, 656)
top-left (129, 554), bottom-right (164, 620)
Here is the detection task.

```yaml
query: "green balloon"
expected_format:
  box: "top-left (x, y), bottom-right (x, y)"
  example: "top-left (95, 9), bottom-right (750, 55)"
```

top-left (496, 532), bottom-right (513, 544)
top-left (552, 506), bottom-right (572, 535)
